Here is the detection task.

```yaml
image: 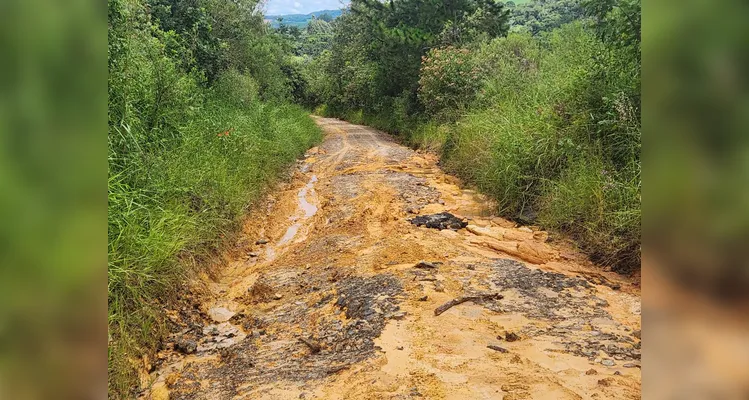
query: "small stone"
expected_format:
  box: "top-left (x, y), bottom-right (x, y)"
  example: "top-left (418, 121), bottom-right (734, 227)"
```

top-left (633, 330), bottom-right (641, 339)
top-left (175, 339), bottom-right (197, 354)
top-left (219, 348), bottom-right (235, 361)
top-left (273, 293), bottom-right (283, 300)
top-left (434, 282), bottom-right (445, 292)
top-left (256, 238), bottom-right (269, 245)
top-left (207, 307), bottom-right (235, 323)
top-left (505, 332), bottom-right (520, 342)
top-left (614, 371), bottom-right (622, 376)
top-left (388, 311), bottom-right (406, 320)
top-left (418, 295), bottom-right (428, 301)
top-left (396, 346), bottom-right (404, 350)
top-left (623, 363), bottom-right (639, 368)
top-left (597, 378), bottom-right (612, 387)
top-left (248, 252), bottom-right (259, 257)
top-left (586, 369), bottom-right (598, 375)
top-left (601, 359), bottom-right (616, 366)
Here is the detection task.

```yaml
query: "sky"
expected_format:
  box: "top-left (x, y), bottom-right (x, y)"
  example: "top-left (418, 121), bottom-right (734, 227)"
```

top-left (264, 0), bottom-right (349, 15)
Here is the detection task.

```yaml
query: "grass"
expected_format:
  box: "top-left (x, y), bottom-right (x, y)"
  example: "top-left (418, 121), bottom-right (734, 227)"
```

top-left (107, 1), bottom-right (324, 396)
top-left (108, 84), bottom-right (321, 397)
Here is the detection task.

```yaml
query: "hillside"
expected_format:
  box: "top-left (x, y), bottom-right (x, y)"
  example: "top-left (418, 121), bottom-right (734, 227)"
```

top-left (266, 9), bottom-right (343, 28)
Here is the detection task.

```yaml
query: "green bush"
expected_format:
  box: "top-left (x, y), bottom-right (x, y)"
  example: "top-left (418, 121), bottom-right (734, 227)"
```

top-left (438, 23), bottom-right (640, 271)
top-left (212, 68), bottom-right (259, 108)
top-left (539, 155), bottom-right (640, 270)
top-left (409, 121), bottom-right (451, 151)
top-left (418, 46), bottom-right (485, 120)
top-left (108, 0), bottom-right (322, 397)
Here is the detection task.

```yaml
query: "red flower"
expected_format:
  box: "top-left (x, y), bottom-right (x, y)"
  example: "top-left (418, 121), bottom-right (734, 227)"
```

top-left (217, 128), bottom-right (234, 137)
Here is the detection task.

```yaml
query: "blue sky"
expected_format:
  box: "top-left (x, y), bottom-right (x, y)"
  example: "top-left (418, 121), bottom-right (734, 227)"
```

top-left (264, 0), bottom-right (349, 15)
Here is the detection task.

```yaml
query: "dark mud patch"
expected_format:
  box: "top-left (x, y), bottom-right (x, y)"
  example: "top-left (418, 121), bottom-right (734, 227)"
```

top-left (456, 259), bottom-right (641, 365)
top-left (410, 212), bottom-right (467, 230)
top-left (482, 259), bottom-right (603, 321)
top-left (167, 273), bottom-right (404, 399)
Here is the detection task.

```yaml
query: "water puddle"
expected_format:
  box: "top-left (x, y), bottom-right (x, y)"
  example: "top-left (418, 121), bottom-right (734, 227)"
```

top-left (278, 224), bottom-right (301, 246)
top-left (266, 175), bottom-right (319, 260)
top-left (300, 175), bottom-right (319, 216)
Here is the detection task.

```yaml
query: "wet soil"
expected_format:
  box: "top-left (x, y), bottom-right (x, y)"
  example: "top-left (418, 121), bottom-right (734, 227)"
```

top-left (143, 117), bottom-right (641, 399)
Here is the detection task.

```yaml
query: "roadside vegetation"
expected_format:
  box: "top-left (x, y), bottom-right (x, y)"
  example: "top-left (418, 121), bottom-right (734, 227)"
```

top-left (298, 0), bottom-right (640, 272)
top-left (108, 0), bottom-right (320, 397)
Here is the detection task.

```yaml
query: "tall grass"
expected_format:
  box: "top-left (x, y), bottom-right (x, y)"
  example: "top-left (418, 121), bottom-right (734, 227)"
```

top-left (424, 23), bottom-right (640, 271)
top-left (108, 1), bottom-right (321, 396)
top-left (108, 95), bottom-right (320, 397)
top-left (319, 22), bottom-right (640, 273)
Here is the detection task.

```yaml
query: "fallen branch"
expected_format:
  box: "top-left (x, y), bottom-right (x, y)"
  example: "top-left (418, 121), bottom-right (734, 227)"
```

top-left (414, 261), bottom-right (438, 269)
top-left (433, 293), bottom-right (503, 316)
top-left (298, 337), bottom-right (321, 354)
top-left (487, 345), bottom-right (508, 353)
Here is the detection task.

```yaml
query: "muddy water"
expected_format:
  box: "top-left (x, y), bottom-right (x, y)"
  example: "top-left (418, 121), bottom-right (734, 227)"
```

top-left (266, 175), bottom-right (319, 261)
top-left (143, 117), bottom-right (641, 400)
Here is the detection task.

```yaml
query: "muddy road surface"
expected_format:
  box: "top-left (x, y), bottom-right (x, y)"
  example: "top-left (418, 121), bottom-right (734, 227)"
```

top-left (145, 118), bottom-right (641, 399)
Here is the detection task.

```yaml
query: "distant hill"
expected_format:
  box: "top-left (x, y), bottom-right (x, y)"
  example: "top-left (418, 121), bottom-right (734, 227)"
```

top-left (265, 9), bottom-right (343, 28)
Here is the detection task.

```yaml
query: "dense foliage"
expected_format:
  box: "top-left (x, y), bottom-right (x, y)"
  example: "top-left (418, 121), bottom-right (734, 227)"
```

top-left (302, 0), bottom-right (640, 271)
top-left (507, 0), bottom-right (585, 34)
top-left (108, 0), bottom-right (320, 397)
top-left (418, 47), bottom-right (485, 120)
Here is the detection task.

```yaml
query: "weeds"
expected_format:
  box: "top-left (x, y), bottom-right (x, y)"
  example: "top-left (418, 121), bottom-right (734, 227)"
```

top-left (318, 22), bottom-right (640, 274)
top-left (107, 0), bottom-right (321, 396)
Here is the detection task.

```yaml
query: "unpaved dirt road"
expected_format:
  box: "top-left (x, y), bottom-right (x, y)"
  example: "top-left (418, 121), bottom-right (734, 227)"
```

top-left (145, 118), bottom-right (641, 399)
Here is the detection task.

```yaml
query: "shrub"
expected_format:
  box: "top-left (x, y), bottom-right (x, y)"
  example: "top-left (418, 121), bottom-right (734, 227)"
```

top-left (437, 23), bottom-right (640, 270)
top-left (212, 69), bottom-right (259, 108)
top-left (539, 155), bottom-right (640, 271)
top-left (418, 46), bottom-right (485, 121)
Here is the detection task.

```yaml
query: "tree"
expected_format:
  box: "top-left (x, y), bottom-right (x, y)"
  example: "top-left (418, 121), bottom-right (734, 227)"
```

top-left (319, 0), bottom-right (509, 114)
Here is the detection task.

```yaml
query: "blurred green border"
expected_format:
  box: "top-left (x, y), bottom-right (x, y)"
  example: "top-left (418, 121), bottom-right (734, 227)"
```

top-left (0, 0), bottom-right (108, 398)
